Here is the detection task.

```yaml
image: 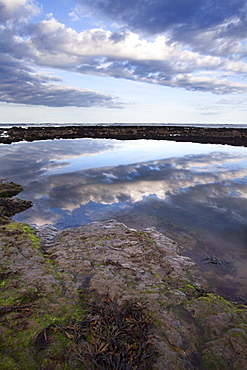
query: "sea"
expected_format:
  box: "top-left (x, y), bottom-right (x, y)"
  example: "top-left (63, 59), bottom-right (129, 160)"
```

top-left (1, 122), bottom-right (247, 129)
top-left (0, 122), bottom-right (246, 302)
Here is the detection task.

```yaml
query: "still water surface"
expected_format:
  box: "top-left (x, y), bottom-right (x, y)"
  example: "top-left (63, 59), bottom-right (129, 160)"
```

top-left (1, 138), bottom-right (247, 300)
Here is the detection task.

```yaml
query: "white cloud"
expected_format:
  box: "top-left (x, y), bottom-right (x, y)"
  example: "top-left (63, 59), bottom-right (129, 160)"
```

top-left (26, 19), bottom-right (245, 70)
top-left (0, 0), bottom-right (246, 109)
top-left (12, 19), bottom-right (244, 94)
top-left (0, 0), bottom-right (40, 23)
top-left (69, 11), bottom-right (81, 22)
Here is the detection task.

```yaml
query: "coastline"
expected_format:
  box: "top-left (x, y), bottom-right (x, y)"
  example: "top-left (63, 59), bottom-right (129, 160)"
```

top-left (1, 125), bottom-right (247, 146)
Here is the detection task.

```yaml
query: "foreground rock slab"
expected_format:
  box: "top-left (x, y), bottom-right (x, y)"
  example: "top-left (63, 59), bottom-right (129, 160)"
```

top-left (0, 219), bottom-right (246, 369)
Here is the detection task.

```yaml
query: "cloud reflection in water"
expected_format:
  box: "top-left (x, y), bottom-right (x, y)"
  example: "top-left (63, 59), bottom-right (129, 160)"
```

top-left (0, 138), bottom-right (246, 229)
top-left (1, 138), bottom-right (247, 298)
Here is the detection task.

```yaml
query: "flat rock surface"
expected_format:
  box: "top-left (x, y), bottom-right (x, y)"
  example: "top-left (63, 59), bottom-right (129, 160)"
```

top-left (0, 218), bottom-right (246, 369)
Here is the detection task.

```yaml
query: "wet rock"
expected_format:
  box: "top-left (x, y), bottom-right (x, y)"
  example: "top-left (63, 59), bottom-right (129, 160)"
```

top-left (34, 224), bottom-right (60, 249)
top-left (0, 180), bottom-right (23, 198)
top-left (0, 219), bottom-right (246, 369)
top-left (0, 180), bottom-right (32, 220)
top-left (201, 327), bottom-right (247, 369)
top-left (0, 197), bottom-right (32, 218)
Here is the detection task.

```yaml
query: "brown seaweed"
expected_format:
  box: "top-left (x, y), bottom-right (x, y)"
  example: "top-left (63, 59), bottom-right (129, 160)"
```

top-left (35, 295), bottom-right (158, 369)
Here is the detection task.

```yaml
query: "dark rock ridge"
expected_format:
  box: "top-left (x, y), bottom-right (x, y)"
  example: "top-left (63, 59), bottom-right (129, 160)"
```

top-left (1, 125), bottom-right (247, 146)
top-left (0, 181), bottom-right (247, 369)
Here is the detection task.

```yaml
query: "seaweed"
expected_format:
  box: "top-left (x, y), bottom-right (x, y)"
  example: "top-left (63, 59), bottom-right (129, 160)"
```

top-left (34, 295), bottom-right (158, 369)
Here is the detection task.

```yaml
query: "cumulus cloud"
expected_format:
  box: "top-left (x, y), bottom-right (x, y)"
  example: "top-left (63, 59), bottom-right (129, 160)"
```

top-left (74, 0), bottom-right (247, 84)
top-left (0, 0), bottom-right (246, 106)
top-left (24, 18), bottom-right (247, 93)
top-left (25, 18), bottom-right (247, 70)
top-left (0, 6), bottom-right (122, 107)
top-left (0, 0), bottom-right (40, 23)
top-left (0, 16), bottom-right (245, 96)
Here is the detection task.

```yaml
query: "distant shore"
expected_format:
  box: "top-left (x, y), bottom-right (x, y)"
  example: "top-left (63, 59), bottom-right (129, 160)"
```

top-left (1, 125), bottom-right (247, 146)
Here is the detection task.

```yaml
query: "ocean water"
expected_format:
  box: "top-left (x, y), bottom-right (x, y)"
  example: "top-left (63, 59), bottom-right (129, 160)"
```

top-left (1, 122), bottom-right (247, 129)
top-left (0, 137), bottom-right (247, 301)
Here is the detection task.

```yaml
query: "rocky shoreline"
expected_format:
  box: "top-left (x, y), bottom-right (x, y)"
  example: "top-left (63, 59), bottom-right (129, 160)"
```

top-left (0, 181), bottom-right (247, 369)
top-left (1, 125), bottom-right (247, 147)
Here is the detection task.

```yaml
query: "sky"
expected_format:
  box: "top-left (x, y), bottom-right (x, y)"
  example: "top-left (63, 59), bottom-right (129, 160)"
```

top-left (0, 0), bottom-right (247, 124)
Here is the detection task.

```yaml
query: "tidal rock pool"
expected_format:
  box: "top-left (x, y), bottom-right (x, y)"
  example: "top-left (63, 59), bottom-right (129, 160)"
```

top-left (0, 138), bottom-right (247, 301)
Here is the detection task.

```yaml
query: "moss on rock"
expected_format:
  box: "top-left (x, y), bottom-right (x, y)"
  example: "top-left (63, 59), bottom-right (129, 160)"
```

top-left (0, 214), bottom-right (246, 369)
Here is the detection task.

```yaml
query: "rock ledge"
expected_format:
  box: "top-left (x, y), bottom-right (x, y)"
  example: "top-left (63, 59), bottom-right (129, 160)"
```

top-left (0, 217), bottom-right (246, 369)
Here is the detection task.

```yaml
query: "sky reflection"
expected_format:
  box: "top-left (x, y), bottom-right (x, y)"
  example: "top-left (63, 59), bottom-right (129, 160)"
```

top-left (0, 138), bottom-right (247, 229)
top-left (1, 138), bottom-right (247, 298)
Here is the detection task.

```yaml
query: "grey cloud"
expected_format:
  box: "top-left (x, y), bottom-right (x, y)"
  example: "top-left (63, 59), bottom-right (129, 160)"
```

top-left (1, 12), bottom-right (246, 98)
top-left (109, 31), bottom-right (128, 43)
top-left (77, 0), bottom-right (247, 37)
top-left (77, 0), bottom-right (247, 58)
top-left (0, 1), bottom-right (246, 105)
top-left (172, 74), bottom-right (247, 95)
top-left (0, 22), bottom-right (123, 108)
top-left (0, 139), bottom-right (116, 185)
top-left (171, 27), bottom-right (247, 58)
top-left (0, 26), bottom-right (32, 60)
top-left (0, 54), bottom-right (122, 107)
top-left (24, 18), bottom-right (247, 93)
top-left (76, 58), bottom-right (247, 95)
top-left (168, 181), bottom-right (247, 225)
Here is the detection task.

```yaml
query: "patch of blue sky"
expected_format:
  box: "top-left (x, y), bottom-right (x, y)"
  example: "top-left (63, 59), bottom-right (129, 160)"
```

top-left (35, 0), bottom-right (71, 23)
top-left (36, 0), bottom-right (117, 32)
top-left (220, 158), bottom-right (247, 170)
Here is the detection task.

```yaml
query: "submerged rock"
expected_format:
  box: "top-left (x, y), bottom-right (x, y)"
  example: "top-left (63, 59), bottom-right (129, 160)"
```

top-left (0, 218), bottom-right (246, 369)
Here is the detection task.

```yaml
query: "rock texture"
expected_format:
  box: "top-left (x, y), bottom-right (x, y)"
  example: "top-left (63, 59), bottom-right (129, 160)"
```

top-left (0, 180), bottom-right (32, 221)
top-left (0, 218), bottom-right (246, 369)
top-left (1, 125), bottom-right (247, 147)
top-left (0, 181), bottom-right (23, 198)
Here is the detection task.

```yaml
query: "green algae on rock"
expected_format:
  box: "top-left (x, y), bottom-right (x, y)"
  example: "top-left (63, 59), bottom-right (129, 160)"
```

top-left (0, 180), bottom-right (23, 198)
top-left (0, 217), bottom-right (246, 369)
top-left (0, 181), bottom-right (246, 369)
